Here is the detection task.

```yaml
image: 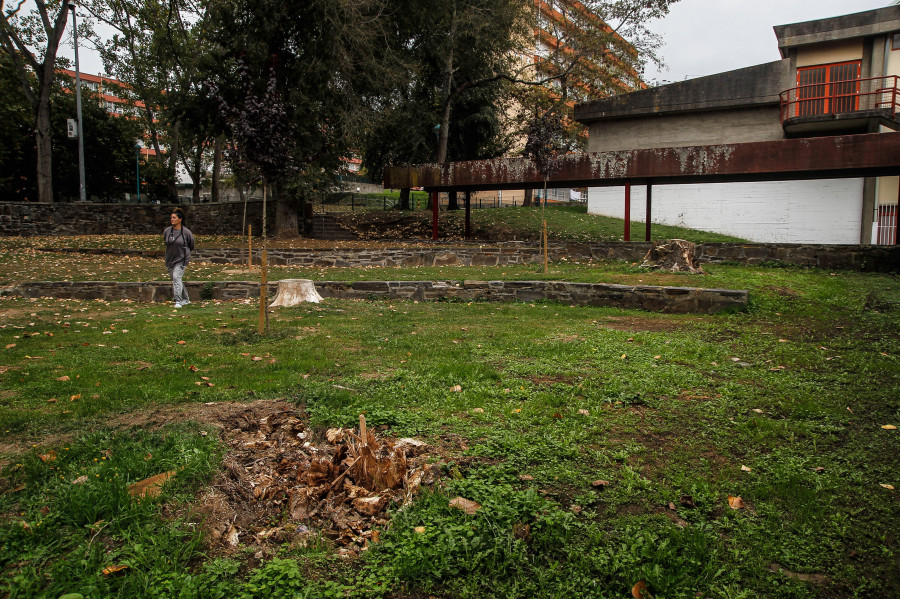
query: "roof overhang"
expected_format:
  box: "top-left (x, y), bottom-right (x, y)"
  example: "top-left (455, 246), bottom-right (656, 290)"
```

top-left (384, 133), bottom-right (900, 191)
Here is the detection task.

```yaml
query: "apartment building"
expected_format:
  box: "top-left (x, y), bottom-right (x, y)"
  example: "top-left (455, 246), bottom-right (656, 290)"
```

top-left (575, 7), bottom-right (900, 244)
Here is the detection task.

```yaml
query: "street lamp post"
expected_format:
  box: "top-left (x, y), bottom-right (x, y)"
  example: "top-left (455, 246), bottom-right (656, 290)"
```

top-left (68, 1), bottom-right (87, 202)
top-left (134, 142), bottom-right (142, 202)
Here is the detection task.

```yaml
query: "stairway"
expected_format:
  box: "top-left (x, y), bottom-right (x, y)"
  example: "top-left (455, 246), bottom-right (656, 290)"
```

top-left (309, 213), bottom-right (357, 240)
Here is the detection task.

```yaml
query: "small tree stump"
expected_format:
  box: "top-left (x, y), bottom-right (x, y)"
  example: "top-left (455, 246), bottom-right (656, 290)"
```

top-left (269, 279), bottom-right (323, 307)
top-left (640, 239), bottom-right (706, 274)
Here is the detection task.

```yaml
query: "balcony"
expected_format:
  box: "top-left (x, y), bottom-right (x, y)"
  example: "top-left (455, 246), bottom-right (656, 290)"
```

top-left (780, 75), bottom-right (900, 135)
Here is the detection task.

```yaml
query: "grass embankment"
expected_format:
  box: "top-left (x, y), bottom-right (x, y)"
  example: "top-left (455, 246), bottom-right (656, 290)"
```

top-left (0, 226), bottom-right (898, 598)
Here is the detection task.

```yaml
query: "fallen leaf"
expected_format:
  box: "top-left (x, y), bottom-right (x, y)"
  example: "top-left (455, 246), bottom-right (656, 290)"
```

top-left (101, 564), bottom-right (129, 576)
top-left (177, 340), bottom-right (186, 345)
top-left (39, 450), bottom-right (57, 462)
top-left (413, 526), bottom-right (426, 534)
top-left (188, 365), bottom-right (199, 372)
top-left (70, 394), bottom-right (81, 401)
top-left (741, 465), bottom-right (752, 472)
top-left (5, 344), bottom-right (15, 349)
top-left (578, 409), bottom-right (590, 416)
top-left (632, 580), bottom-right (651, 598)
top-left (449, 384), bottom-right (462, 392)
top-left (518, 474), bottom-right (534, 481)
top-left (72, 475), bottom-right (88, 485)
top-left (57, 375), bottom-right (70, 381)
top-left (882, 425), bottom-right (897, 430)
top-left (449, 496), bottom-right (481, 515)
top-left (224, 524), bottom-right (240, 547)
top-left (592, 479), bottom-right (609, 488)
top-left (727, 495), bottom-right (745, 510)
top-left (127, 471), bottom-right (176, 498)
top-left (880, 484), bottom-right (895, 490)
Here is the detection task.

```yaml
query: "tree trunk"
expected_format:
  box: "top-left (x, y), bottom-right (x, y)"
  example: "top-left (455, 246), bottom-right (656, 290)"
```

top-left (640, 239), bottom-right (706, 274)
top-left (522, 188), bottom-right (533, 207)
top-left (398, 188), bottom-right (411, 210)
top-left (448, 190), bottom-right (459, 210)
top-left (269, 279), bottom-right (322, 307)
top-left (35, 99), bottom-right (55, 202)
top-left (211, 137), bottom-right (223, 202)
top-left (275, 180), bottom-right (300, 239)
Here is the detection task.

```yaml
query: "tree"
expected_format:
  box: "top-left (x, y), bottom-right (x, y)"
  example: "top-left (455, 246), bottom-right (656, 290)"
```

top-left (1, 0), bottom-right (71, 202)
top-left (514, 0), bottom-right (679, 153)
top-left (204, 0), bottom-right (405, 238)
top-left (83, 0), bottom-right (215, 200)
top-left (51, 73), bottom-right (144, 200)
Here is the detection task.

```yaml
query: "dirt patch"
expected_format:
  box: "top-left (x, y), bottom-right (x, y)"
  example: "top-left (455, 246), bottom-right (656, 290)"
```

top-left (599, 316), bottom-right (690, 333)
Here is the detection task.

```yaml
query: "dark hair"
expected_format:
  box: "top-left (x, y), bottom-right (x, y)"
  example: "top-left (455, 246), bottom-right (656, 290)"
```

top-left (171, 209), bottom-right (186, 224)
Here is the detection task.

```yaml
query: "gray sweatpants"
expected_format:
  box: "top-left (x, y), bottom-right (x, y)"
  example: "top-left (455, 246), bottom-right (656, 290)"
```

top-left (168, 264), bottom-right (190, 303)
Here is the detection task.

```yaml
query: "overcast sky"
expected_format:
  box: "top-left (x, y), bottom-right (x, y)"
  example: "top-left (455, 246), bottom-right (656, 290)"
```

top-left (62, 1), bottom-right (892, 82)
top-left (643, 0), bottom-right (892, 83)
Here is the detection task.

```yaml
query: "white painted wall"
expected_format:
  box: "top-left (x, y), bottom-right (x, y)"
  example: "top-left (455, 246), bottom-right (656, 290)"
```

top-left (587, 179), bottom-right (865, 244)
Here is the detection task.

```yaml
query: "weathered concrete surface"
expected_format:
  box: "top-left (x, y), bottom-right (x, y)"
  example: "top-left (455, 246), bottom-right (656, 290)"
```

top-left (383, 133), bottom-right (900, 190)
top-left (2, 280), bottom-right (748, 314)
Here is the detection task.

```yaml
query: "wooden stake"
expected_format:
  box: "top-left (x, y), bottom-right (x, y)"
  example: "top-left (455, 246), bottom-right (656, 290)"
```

top-left (258, 250), bottom-right (267, 334)
top-left (247, 225), bottom-right (252, 271)
top-left (543, 221), bottom-right (548, 273)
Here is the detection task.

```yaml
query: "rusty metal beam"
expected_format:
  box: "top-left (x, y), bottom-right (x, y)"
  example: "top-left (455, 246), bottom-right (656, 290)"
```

top-left (384, 133), bottom-right (900, 191)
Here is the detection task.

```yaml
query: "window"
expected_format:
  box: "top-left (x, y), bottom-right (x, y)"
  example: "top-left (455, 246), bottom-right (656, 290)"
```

top-left (893, 32), bottom-right (900, 50)
top-left (796, 60), bottom-right (861, 116)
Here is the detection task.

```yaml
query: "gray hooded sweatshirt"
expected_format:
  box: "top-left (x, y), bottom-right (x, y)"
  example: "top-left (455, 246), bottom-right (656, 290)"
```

top-left (163, 226), bottom-right (195, 270)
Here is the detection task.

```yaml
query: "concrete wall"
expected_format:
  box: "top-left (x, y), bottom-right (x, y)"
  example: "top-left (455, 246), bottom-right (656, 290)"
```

top-left (586, 106), bottom-right (784, 152)
top-left (587, 179), bottom-right (866, 244)
top-left (795, 39), bottom-right (864, 67)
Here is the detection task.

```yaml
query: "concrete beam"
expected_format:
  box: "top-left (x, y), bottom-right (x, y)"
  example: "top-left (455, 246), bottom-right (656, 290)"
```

top-left (384, 132), bottom-right (900, 191)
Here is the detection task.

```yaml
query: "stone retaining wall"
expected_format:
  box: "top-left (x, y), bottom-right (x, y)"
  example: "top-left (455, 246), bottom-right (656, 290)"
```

top-left (191, 241), bottom-right (898, 272)
top-left (0, 201), bottom-right (275, 236)
top-left (2, 280), bottom-right (748, 314)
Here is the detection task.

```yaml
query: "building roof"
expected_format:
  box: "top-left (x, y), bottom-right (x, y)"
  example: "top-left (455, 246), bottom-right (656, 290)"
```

top-left (574, 60), bottom-right (790, 123)
top-left (774, 6), bottom-right (900, 57)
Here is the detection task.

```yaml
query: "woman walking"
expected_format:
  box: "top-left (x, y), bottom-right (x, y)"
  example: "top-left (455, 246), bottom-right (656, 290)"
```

top-left (163, 209), bottom-right (195, 308)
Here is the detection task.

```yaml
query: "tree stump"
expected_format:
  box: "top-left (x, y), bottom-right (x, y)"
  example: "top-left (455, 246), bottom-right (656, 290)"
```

top-left (268, 279), bottom-right (323, 307)
top-left (640, 239), bottom-right (706, 274)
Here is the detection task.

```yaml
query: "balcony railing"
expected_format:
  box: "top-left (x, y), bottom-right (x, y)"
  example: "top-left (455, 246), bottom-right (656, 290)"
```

top-left (780, 75), bottom-right (899, 124)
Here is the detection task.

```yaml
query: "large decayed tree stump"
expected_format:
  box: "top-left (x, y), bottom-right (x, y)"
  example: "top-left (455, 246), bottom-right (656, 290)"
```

top-left (640, 239), bottom-right (706, 274)
top-left (269, 279), bottom-right (323, 307)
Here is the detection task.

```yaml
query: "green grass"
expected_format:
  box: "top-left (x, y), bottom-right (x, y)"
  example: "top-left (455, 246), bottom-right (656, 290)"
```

top-left (0, 240), bottom-right (898, 597)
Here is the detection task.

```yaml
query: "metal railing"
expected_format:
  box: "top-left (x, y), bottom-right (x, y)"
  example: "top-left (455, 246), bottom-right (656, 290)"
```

top-left (780, 75), bottom-right (899, 124)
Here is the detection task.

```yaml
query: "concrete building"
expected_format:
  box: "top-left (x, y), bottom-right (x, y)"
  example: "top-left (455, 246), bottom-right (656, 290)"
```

top-left (574, 7), bottom-right (900, 244)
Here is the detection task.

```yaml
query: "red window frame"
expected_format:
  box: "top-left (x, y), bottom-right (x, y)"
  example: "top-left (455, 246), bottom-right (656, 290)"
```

top-left (796, 60), bottom-right (861, 116)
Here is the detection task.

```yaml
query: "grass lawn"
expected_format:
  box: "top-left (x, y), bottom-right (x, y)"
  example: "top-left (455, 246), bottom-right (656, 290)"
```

top-left (0, 232), bottom-right (898, 598)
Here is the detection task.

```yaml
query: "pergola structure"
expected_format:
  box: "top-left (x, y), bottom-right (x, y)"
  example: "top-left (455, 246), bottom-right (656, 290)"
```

top-left (383, 132), bottom-right (900, 243)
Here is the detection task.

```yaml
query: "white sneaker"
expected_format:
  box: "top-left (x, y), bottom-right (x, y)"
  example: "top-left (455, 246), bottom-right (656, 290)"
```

top-left (174, 303), bottom-right (183, 308)
top-left (182, 300), bottom-right (191, 306)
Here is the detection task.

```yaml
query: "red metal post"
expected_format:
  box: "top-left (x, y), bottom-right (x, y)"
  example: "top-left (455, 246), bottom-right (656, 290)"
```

top-left (895, 184), bottom-right (900, 245)
top-left (464, 190), bottom-right (472, 240)
top-left (624, 181), bottom-right (631, 242)
top-left (431, 191), bottom-right (439, 240)
top-left (645, 183), bottom-right (652, 242)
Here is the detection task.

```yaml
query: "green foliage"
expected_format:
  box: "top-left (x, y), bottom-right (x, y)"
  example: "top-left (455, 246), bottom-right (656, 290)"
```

top-left (1, 248), bottom-right (899, 597)
top-left (0, 423), bottom-right (223, 598)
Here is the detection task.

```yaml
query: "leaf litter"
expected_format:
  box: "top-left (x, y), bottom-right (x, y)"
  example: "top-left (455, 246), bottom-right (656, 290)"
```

top-left (190, 401), bottom-right (441, 558)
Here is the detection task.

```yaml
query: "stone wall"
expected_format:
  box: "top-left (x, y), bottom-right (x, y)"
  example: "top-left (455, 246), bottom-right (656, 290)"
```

top-left (2, 279), bottom-right (748, 315)
top-left (0, 201), bottom-right (275, 237)
top-left (187, 241), bottom-right (899, 272)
